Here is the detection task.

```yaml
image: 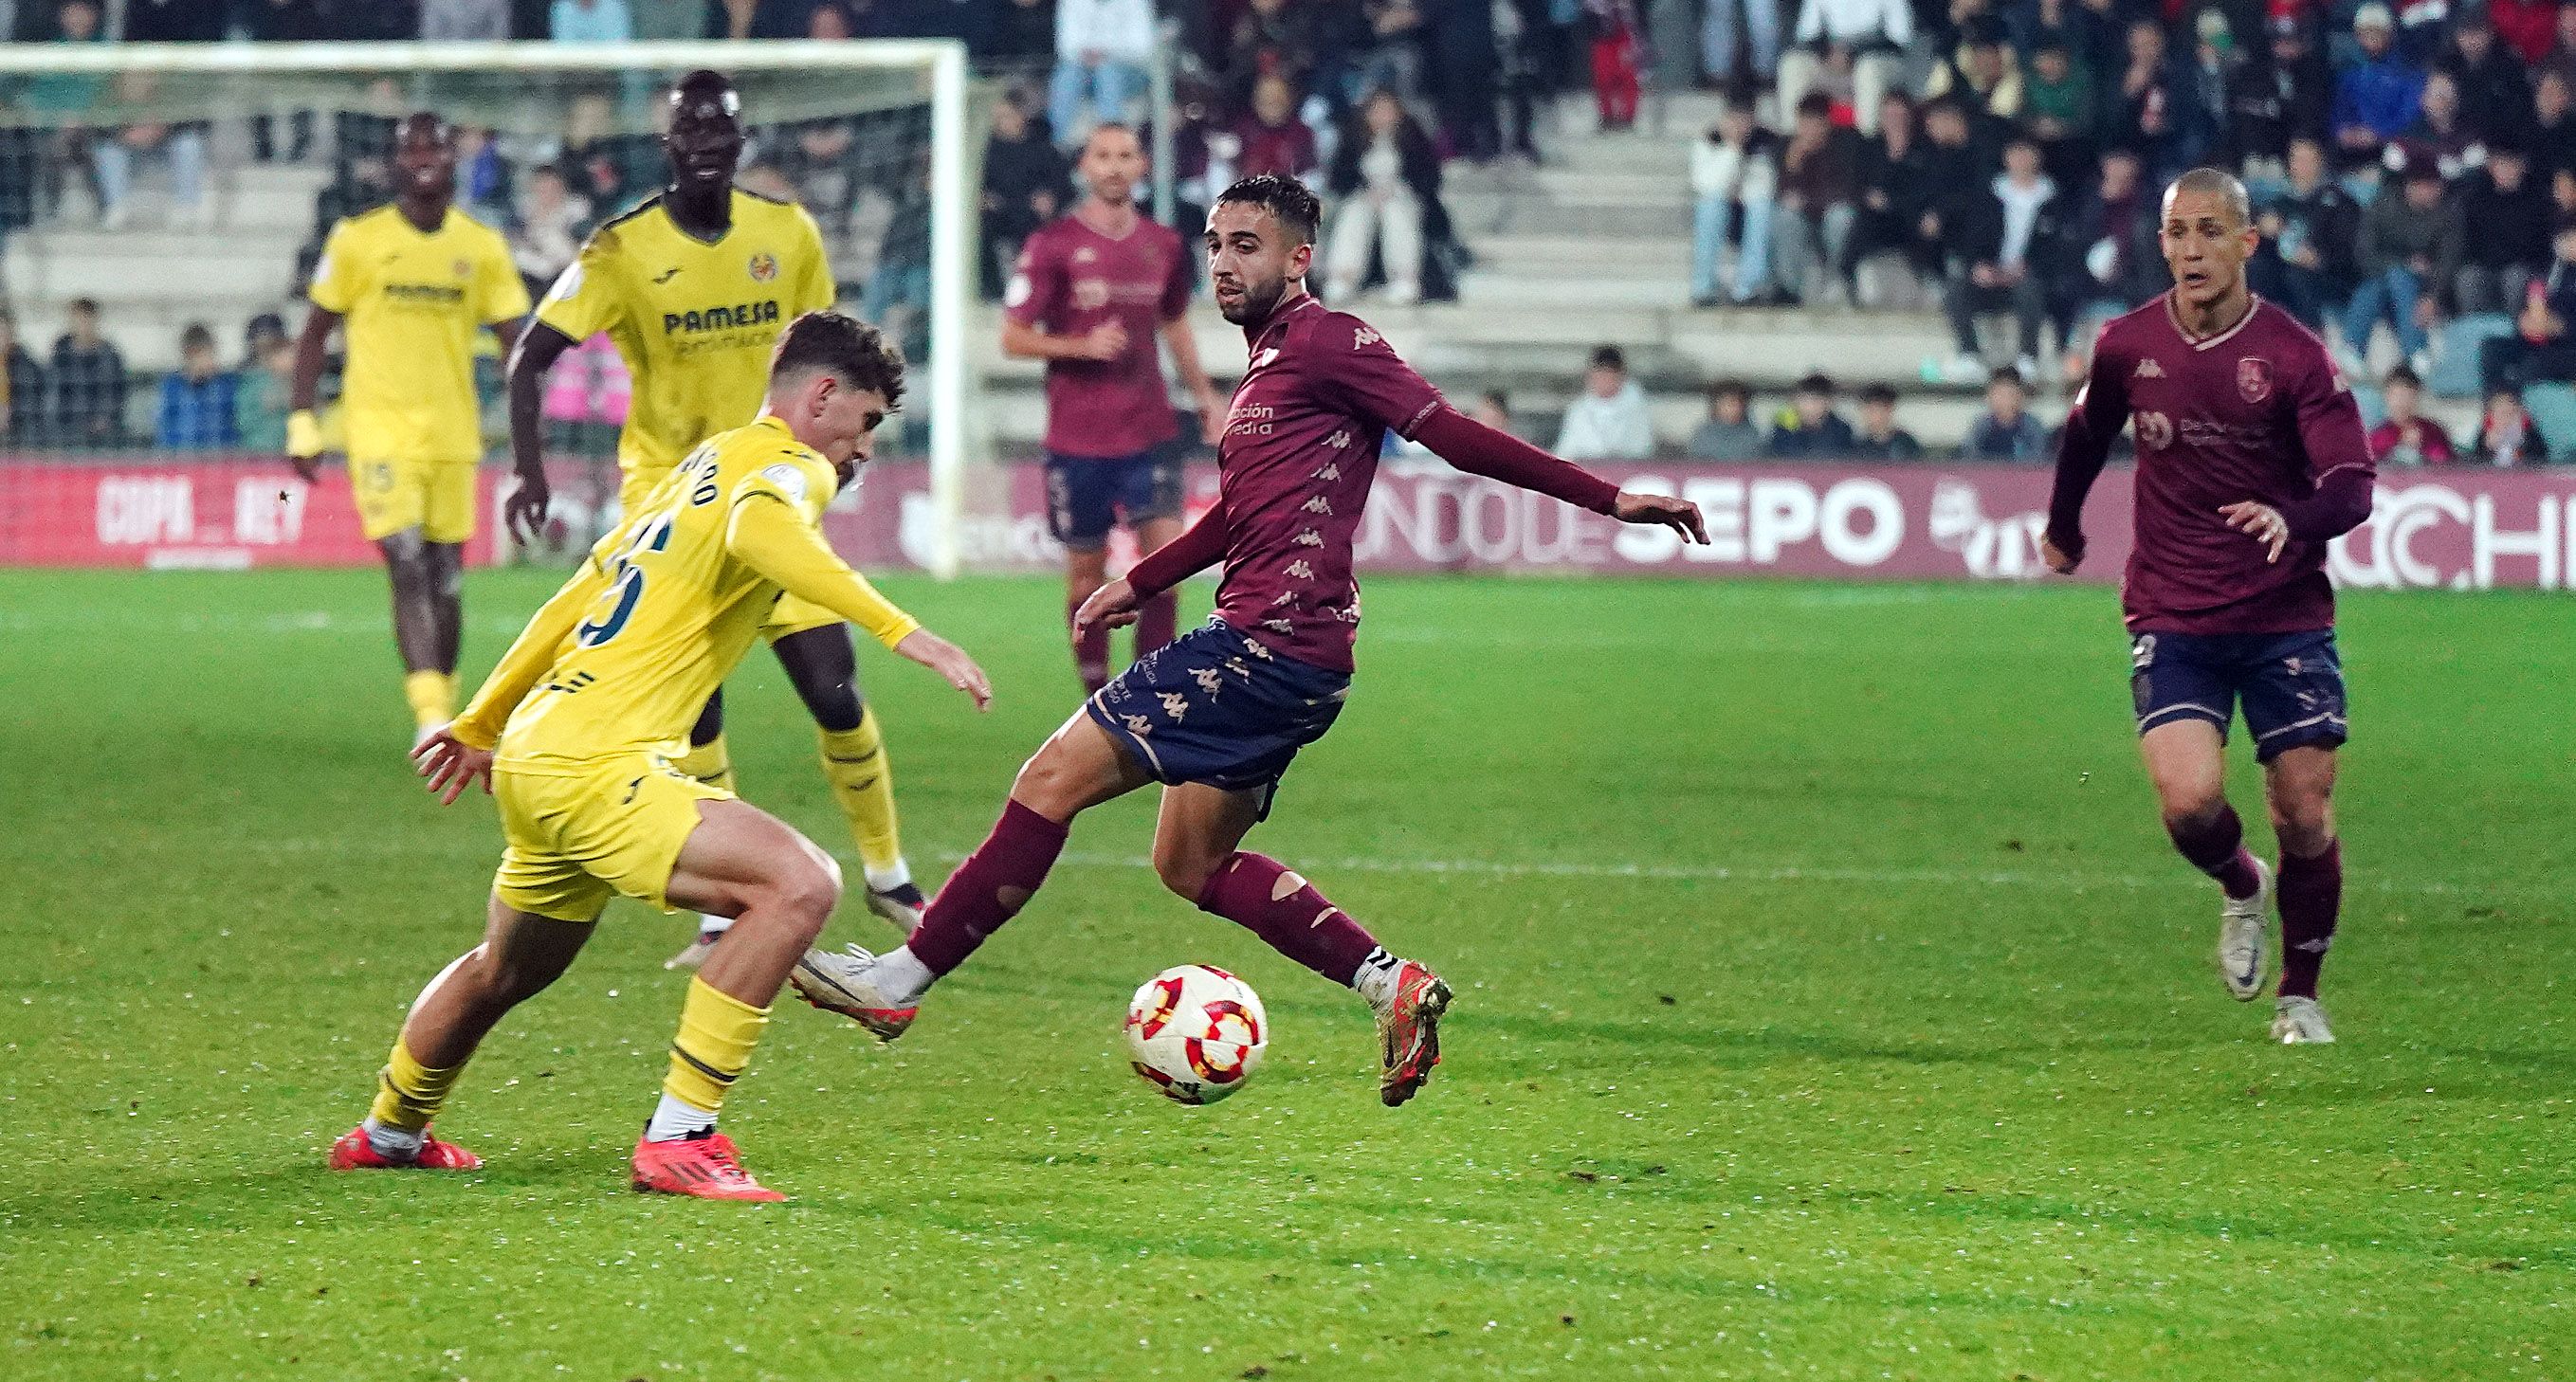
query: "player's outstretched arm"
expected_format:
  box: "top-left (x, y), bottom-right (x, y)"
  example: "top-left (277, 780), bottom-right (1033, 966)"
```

top-left (2044, 336), bottom-right (2130, 573)
top-left (283, 306), bottom-right (340, 484)
top-left (411, 728), bottom-right (494, 806)
top-left (1413, 406), bottom-right (1708, 544)
top-left (442, 556), bottom-right (614, 766)
top-left (502, 322), bottom-right (580, 542)
top-left (725, 496), bottom-right (993, 710)
top-left (1083, 503), bottom-right (1231, 636)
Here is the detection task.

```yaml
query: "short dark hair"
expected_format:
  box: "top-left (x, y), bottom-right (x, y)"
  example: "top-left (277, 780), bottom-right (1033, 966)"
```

top-left (2166, 166), bottom-right (2253, 224)
top-left (1796, 372), bottom-right (1835, 396)
top-left (181, 322), bottom-right (215, 353)
top-left (67, 297), bottom-right (99, 316)
top-left (1795, 91), bottom-right (1834, 118)
top-left (1709, 378), bottom-right (1750, 404)
top-left (1859, 382), bottom-right (1899, 406)
top-left (771, 310), bottom-right (904, 409)
top-left (2384, 363), bottom-right (2422, 388)
top-left (1215, 173), bottom-right (1322, 246)
top-left (1589, 344), bottom-right (1627, 372)
top-left (1083, 121), bottom-right (1140, 151)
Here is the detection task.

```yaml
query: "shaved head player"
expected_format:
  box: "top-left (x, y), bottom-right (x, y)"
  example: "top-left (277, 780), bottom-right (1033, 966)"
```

top-left (2044, 168), bottom-right (2378, 1044)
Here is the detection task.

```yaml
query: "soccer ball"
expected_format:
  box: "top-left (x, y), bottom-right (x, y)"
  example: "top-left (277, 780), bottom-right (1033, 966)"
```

top-left (1124, 965), bottom-right (1267, 1105)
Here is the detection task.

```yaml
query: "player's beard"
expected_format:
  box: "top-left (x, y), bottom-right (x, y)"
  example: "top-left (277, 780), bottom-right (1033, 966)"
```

top-left (1219, 274), bottom-right (1287, 326)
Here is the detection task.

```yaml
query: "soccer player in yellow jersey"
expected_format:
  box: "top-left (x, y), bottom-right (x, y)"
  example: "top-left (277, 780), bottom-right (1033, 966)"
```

top-left (506, 69), bottom-right (928, 965)
top-left (329, 312), bottom-right (991, 1200)
top-left (286, 113), bottom-right (531, 738)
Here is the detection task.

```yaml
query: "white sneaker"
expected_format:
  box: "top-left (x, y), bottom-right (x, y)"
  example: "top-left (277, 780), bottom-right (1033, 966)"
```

top-left (862, 881), bottom-right (925, 936)
top-left (789, 945), bottom-right (917, 1042)
top-left (664, 926), bottom-right (722, 972)
top-left (2218, 856), bottom-right (2274, 1002)
top-left (1944, 353), bottom-right (1990, 385)
top-left (2271, 994), bottom-right (2334, 1044)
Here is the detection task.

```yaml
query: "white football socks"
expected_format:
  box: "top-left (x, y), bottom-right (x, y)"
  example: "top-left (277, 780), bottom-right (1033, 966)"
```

top-left (361, 1117), bottom-right (424, 1161)
top-left (875, 945), bottom-right (936, 1008)
top-left (644, 1092), bottom-right (717, 1143)
top-left (862, 858), bottom-right (913, 895)
top-left (697, 914), bottom-right (735, 937)
top-left (1351, 948), bottom-right (1404, 1012)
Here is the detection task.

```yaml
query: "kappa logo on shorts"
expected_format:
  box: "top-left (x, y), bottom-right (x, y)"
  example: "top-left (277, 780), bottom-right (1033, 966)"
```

top-left (1285, 559), bottom-right (1313, 580)
top-left (2238, 356), bottom-right (2274, 404)
top-left (2131, 634), bottom-right (2157, 670)
top-left (1325, 430), bottom-right (1352, 450)
top-left (1311, 463), bottom-right (1341, 482)
top-left (1292, 529), bottom-right (1323, 547)
top-left (1159, 691), bottom-right (1191, 721)
top-left (1122, 713), bottom-right (1154, 737)
top-left (1241, 638), bottom-right (1273, 661)
top-left (1223, 656), bottom-right (1254, 680)
top-left (1301, 495), bottom-right (1332, 515)
top-left (1191, 666), bottom-right (1224, 697)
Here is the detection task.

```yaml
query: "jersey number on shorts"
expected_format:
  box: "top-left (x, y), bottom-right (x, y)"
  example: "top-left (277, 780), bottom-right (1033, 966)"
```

top-left (575, 513), bottom-right (675, 647)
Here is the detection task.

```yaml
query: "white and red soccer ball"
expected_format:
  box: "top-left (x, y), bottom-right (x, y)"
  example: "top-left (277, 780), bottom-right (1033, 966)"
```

top-left (1124, 965), bottom-right (1267, 1104)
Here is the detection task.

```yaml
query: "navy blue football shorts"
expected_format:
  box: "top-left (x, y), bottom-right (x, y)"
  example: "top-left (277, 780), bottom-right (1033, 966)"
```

top-left (2129, 628), bottom-right (2348, 762)
top-left (1087, 620), bottom-right (1349, 816)
top-left (1044, 447), bottom-right (1182, 548)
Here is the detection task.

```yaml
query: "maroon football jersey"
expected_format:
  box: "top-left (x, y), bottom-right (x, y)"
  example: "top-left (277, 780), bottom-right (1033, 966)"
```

top-left (1211, 293), bottom-right (1443, 672)
top-left (1006, 211), bottom-right (1194, 458)
top-left (2059, 295), bottom-right (2374, 634)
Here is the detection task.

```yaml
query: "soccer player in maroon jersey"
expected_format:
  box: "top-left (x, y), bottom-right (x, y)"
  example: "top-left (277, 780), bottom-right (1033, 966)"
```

top-left (1002, 123), bottom-right (1229, 693)
top-left (796, 174), bottom-right (1706, 1103)
top-left (2042, 168), bottom-right (2377, 1045)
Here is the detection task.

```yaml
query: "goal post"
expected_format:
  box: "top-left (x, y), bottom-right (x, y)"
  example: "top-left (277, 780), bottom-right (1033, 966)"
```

top-left (0, 40), bottom-right (979, 576)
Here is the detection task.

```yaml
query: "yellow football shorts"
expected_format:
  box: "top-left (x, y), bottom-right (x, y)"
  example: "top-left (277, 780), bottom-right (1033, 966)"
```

top-left (350, 455), bottom-right (477, 545)
top-left (616, 463), bottom-right (844, 642)
top-left (491, 753), bottom-right (732, 921)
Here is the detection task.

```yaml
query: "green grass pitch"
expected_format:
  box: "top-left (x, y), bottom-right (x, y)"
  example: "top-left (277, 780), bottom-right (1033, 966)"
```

top-left (1, 568), bottom-right (2568, 1381)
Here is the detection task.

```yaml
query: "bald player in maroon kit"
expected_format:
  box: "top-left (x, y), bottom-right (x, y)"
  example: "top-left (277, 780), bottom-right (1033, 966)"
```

top-left (796, 174), bottom-right (1706, 1104)
top-left (2044, 168), bottom-right (2377, 1045)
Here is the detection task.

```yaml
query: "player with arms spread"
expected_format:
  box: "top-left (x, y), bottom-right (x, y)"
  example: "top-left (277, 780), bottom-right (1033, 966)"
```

top-left (1001, 123), bottom-right (1228, 692)
top-left (506, 69), bottom-right (930, 967)
top-left (329, 313), bottom-right (990, 1199)
top-left (286, 113), bottom-right (530, 739)
top-left (2044, 168), bottom-right (2376, 1045)
top-left (793, 175), bottom-right (1706, 1105)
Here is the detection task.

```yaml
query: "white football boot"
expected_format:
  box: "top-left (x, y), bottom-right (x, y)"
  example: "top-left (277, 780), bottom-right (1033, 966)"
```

top-left (789, 945), bottom-right (918, 1042)
top-left (2217, 857), bottom-right (2274, 1002)
top-left (2271, 995), bottom-right (2334, 1044)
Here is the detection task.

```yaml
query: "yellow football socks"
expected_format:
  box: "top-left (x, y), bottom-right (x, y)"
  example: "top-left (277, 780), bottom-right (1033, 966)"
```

top-left (403, 670), bottom-right (453, 731)
top-left (671, 734), bottom-right (735, 791)
top-left (816, 709), bottom-right (903, 878)
top-left (664, 976), bottom-right (771, 1116)
top-left (368, 1037), bottom-right (464, 1134)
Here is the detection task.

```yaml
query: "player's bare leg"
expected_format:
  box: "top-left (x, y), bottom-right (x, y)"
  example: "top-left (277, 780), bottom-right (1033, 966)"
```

top-left (1065, 544), bottom-right (1114, 693)
top-left (773, 623), bottom-right (924, 930)
top-left (1152, 781), bottom-right (1452, 1107)
top-left (665, 691), bottom-right (738, 970)
top-left (379, 529), bottom-right (456, 743)
top-left (792, 710), bottom-right (1147, 1037)
top-left (331, 897), bottom-right (595, 1171)
top-left (2141, 720), bottom-right (2274, 1000)
top-left (2262, 745), bottom-right (2341, 1043)
top-left (1129, 513), bottom-right (1184, 659)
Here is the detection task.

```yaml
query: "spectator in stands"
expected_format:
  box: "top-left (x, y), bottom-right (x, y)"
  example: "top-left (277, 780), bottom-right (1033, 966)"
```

top-left (2439, 15), bottom-right (2530, 137)
top-left (551, 0), bottom-right (634, 42)
top-left (1493, 0), bottom-right (1549, 160)
top-left (2106, 17), bottom-right (2187, 175)
top-left (2058, 145), bottom-right (2162, 354)
top-left (1908, 98), bottom-right (1993, 292)
top-left (512, 163), bottom-right (591, 298)
top-left (242, 312), bottom-right (286, 371)
top-left (1765, 372), bottom-right (1856, 457)
top-left (2066, 0), bottom-right (2127, 82)
top-left (2021, 41), bottom-right (2098, 166)
top-left (1689, 95), bottom-right (1778, 307)
top-left (1234, 74), bottom-right (1321, 181)
top-left (422, 0), bottom-right (511, 39)
top-left (1471, 389), bottom-right (1513, 432)
top-left (704, 0), bottom-right (814, 38)
top-left (1223, 0), bottom-right (1322, 112)
top-left (1050, 0), bottom-right (1154, 146)
top-left (1926, 17), bottom-right (2026, 125)
top-left (1427, 0), bottom-right (1503, 162)
top-left (777, 118), bottom-right (861, 233)
top-left (1773, 91), bottom-right (1862, 306)
top-left (25, 0), bottom-right (109, 223)
top-left (2402, 71), bottom-right (2483, 180)
top-left (1686, 378), bottom-right (1763, 459)
top-left (1944, 134), bottom-right (2060, 383)
top-left (1324, 87), bottom-right (1441, 306)
top-left (2478, 221), bottom-right (2576, 389)
top-left (2250, 136), bottom-right (2360, 333)
top-left (1850, 382), bottom-right (1922, 459)
top-left (980, 91), bottom-right (1069, 300)
top-left (2531, 71), bottom-right (2576, 179)
top-left (2470, 385), bottom-right (2543, 464)
top-left (154, 323), bottom-right (234, 452)
top-left (1701, 0), bottom-right (1781, 93)
top-left (2367, 363), bottom-right (2457, 464)
top-left (2344, 161), bottom-right (2456, 371)
top-left (2499, 0), bottom-right (2563, 67)
top-left (1853, 92), bottom-right (1930, 294)
top-left (2334, 5), bottom-right (2422, 155)
top-left (2173, 10), bottom-right (2235, 171)
top-left (122, 0), bottom-right (221, 40)
top-left (95, 73), bottom-right (209, 230)
top-left (2229, 16), bottom-right (2333, 175)
top-left (1555, 344), bottom-right (1654, 460)
top-left (1586, 0), bottom-right (1643, 132)
top-left (48, 297), bottom-right (121, 447)
top-left (985, 0), bottom-right (1057, 64)
top-left (2455, 142), bottom-right (2552, 316)
top-left (1962, 366), bottom-right (2047, 460)
top-left (1778, 0), bottom-right (1910, 135)
top-left (863, 153), bottom-right (935, 361)
top-left (0, 309), bottom-right (45, 445)
top-left (234, 336), bottom-right (295, 455)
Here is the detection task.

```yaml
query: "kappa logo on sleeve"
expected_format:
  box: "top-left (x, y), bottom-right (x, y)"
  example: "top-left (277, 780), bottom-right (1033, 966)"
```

top-left (757, 463), bottom-right (811, 505)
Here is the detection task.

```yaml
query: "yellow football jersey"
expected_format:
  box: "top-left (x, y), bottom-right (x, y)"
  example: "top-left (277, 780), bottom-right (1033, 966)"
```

top-left (469, 416), bottom-right (910, 773)
top-left (534, 190), bottom-right (835, 481)
top-left (309, 204), bottom-right (530, 465)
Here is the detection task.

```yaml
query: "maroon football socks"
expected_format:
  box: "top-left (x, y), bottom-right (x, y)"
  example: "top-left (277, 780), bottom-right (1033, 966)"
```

top-left (1195, 852), bottom-right (1380, 985)
top-left (907, 800), bottom-right (1069, 975)
top-left (2165, 804), bottom-right (2264, 900)
top-left (2275, 840), bottom-right (2342, 999)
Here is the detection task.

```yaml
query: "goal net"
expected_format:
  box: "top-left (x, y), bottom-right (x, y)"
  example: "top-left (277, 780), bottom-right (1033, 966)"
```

top-left (0, 40), bottom-right (985, 575)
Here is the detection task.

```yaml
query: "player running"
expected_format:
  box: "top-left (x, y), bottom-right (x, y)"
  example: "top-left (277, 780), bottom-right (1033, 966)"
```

top-left (1001, 123), bottom-right (1228, 693)
top-left (330, 312), bottom-right (990, 1199)
top-left (2043, 168), bottom-right (2376, 1045)
top-left (792, 175), bottom-right (1705, 1105)
top-left (505, 69), bottom-right (929, 967)
top-left (286, 113), bottom-right (530, 740)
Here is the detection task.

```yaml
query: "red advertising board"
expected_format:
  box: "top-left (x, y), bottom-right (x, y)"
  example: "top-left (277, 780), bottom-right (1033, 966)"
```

top-left (0, 459), bottom-right (502, 569)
